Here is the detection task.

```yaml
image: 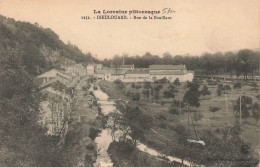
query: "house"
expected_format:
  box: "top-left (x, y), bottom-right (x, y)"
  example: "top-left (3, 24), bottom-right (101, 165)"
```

top-left (124, 70), bottom-right (150, 82)
top-left (86, 64), bottom-right (104, 76)
top-left (36, 69), bottom-right (71, 88)
top-left (149, 65), bottom-right (193, 82)
top-left (95, 64), bottom-right (103, 70)
top-left (104, 69), bottom-right (125, 81)
top-left (87, 64), bottom-right (95, 76)
top-left (90, 64), bottom-right (193, 82)
top-left (66, 64), bottom-right (86, 76)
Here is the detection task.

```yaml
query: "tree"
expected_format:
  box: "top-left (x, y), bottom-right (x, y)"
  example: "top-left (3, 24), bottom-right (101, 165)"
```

top-left (107, 112), bottom-right (130, 141)
top-left (200, 85), bottom-right (211, 98)
top-left (89, 127), bottom-right (100, 140)
top-left (252, 102), bottom-right (259, 123)
top-left (170, 124), bottom-right (190, 164)
top-left (209, 106), bottom-right (221, 118)
top-left (233, 83), bottom-right (242, 90)
top-left (158, 77), bottom-right (169, 84)
top-left (130, 92), bottom-right (140, 102)
top-left (183, 82), bottom-right (200, 108)
top-left (217, 85), bottom-right (222, 96)
top-left (124, 106), bottom-right (151, 146)
top-left (192, 112), bottom-right (204, 122)
top-left (0, 48), bottom-right (63, 166)
top-left (143, 81), bottom-right (152, 89)
top-left (168, 84), bottom-right (175, 91)
top-left (154, 84), bottom-right (163, 101)
top-left (114, 79), bottom-right (124, 91)
top-left (249, 51), bottom-right (259, 82)
top-left (142, 89), bottom-right (150, 101)
top-left (173, 78), bottom-right (181, 87)
top-left (251, 82), bottom-right (258, 92)
top-left (163, 90), bottom-right (175, 102)
top-left (223, 85), bottom-right (231, 93)
top-left (183, 82), bottom-right (200, 138)
top-left (154, 84), bottom-right (163, 92)
top-left (131, 83), bottom-right (136, 89)
top-left (237, 49), bottom-right (254, 81)
top-left (154, 91), bottom-right (159, 102)
top-left (135, 84), bottom-right (142, 90)
top-left (171, 99), bottom-right (185, 115)
top-left (233, 96), bottom-right (252, 119)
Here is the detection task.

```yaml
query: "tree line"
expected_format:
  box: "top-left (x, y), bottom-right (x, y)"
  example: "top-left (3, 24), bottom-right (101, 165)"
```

top-left (102, 49), bottom-right (259, 81)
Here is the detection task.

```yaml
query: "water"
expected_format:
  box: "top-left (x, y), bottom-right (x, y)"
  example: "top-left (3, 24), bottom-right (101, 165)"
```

top-left (137, 143), bottom-right (192, 166)
top-left (93, 88), bottom-right (116, 167)
top-left (94, 129), bottom-right (113, 167)
top-left (92, 86), bottom-right (195, 167)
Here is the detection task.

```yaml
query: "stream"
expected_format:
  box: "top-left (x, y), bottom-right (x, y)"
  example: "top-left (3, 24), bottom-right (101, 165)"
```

top-left (92, 85), bottom-right (195, 167)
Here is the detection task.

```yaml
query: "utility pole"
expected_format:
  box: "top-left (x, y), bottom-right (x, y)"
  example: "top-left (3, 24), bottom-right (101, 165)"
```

top-left (187, 106), bottom-right (190, 133)
top-left (179, 100), bottom-right (182, 116)
top-left (225, 94), bottom-right (228, 113)
top-left (123, 52), bottom-right (125, 66)
top-left (240, 96), bottom-right (242, 124)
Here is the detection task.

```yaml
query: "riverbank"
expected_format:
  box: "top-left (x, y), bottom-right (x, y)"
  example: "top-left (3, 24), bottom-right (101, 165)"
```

top-left (59, 78), bottom-right (104, 167)
top-left (98, 80), bottom-right (127, 100)
top-left (108, 141), bottom-right (186, 167)
top-left (98, 80), bottom-right (188, 167)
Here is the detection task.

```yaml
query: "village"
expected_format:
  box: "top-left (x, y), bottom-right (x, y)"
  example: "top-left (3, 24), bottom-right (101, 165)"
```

top-left (36, 62), bottom-right (194, 140)
top-left (35, 59), bottom-right (260, 167)
top-left (0, 4), bottom-right (259, 166)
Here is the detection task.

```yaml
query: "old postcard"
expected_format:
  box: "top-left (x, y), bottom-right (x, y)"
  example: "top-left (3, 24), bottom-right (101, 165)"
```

top-left (0, 0), bottom-right (259, 167)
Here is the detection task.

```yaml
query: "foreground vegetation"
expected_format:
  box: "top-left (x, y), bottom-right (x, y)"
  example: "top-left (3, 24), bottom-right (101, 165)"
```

top-left (108, 141), bottom-right (186, 167)
top-left (99, 78), bottom-right (259, 166)
top-left (0, 15), bottom-right (98, 166)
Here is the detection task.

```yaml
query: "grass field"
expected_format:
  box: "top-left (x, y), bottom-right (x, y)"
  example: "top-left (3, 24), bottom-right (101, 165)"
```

top-left (99, 80), bottom-right (260, 161)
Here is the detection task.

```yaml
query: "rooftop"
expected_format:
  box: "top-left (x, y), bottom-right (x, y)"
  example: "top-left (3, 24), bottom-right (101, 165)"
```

top-left (110, 64), bottom-right (134, 68)
top-left (37, 69), bottom-right (71, 79)
top-left (125, 70), bottom-right (149, 74)
top-left (150, 71), bottom-right (185, 75)
top-left (149, 65), bottom-right (186, 70)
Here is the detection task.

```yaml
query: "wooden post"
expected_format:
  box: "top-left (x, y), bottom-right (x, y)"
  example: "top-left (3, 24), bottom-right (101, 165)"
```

top-left (240, 96), bottom-right (242, 124)
top-left (179, 100), bottom-right (182, 116)
top-left (187, 106), bottom-right (190, 133)
top-left (225, 94), bottom-right (228, 113)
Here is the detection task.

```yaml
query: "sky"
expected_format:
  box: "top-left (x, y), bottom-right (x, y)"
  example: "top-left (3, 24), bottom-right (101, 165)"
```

top-left (0, 0), bottom-right (259, 60)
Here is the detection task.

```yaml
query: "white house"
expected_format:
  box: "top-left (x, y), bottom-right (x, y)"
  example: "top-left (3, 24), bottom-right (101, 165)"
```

top-left (124, 70), bottom-right (150, 82)
top-left (66, 64), bottom-right (86, 76)
top-left (37, 69), bottom-right (71, 88)
top-left (89, 64), bottom-right (194, 82)
top-left (149, 65), bottom-right (193, 82)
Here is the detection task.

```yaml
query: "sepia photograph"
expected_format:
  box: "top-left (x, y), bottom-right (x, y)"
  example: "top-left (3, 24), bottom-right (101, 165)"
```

top-left (0, 0), bottom-right (259, 166)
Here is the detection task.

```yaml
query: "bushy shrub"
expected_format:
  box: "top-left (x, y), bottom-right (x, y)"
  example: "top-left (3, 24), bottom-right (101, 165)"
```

top-left (107, 141), bottom-right (135, 159)
top-left (86, 143), bottom-right (95, 150)
top-left (233, 82), bottom-right (242, 89)
top-left (85, 154), bottom-right (94, 163)
top-left (157, 114), bottom-right (167, 120)
top-left (192, 112), bottom-right (203, 122)
top-left (89, 127), bottom-right (100, 140)
top-left (159, 122), bottom-right (168, 129)
top-left (169, 107), bottom-right (179, 115)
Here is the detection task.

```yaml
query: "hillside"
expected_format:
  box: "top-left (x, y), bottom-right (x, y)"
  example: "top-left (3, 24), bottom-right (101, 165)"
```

top-left (0, 15), bottom-right (97, 167)
top-left (0, 15), bottom-right (95, 76)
